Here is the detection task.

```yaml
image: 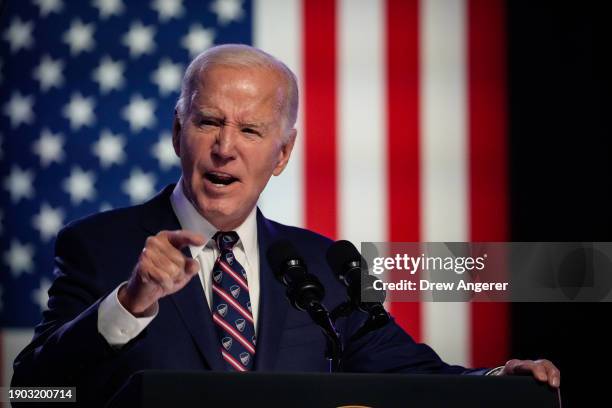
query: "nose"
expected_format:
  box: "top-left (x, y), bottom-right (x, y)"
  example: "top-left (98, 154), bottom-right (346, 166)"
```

top-left (212, 124), bottom-right (237, 163)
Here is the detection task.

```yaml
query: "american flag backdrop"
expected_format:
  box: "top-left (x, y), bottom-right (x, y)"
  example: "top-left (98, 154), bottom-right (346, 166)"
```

top-left (0, 0), bottom-right (509, 387)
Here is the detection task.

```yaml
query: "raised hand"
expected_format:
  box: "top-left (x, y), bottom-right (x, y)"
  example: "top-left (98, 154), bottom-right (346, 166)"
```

top-left (118, 230), bottom-right (206, 316)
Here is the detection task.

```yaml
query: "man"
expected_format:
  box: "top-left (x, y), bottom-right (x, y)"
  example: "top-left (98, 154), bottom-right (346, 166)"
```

top-left (12, 44), bottom-right (560, 406)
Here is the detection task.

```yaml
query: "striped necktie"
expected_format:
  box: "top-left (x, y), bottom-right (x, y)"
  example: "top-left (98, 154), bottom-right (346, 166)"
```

top-left (211, 231), bottom-right (256, 371)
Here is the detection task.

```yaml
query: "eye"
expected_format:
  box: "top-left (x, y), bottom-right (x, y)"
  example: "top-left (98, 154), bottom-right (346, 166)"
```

top-left (241, 127), bottom-right (260, 136)
top-left (200, 118), bottom-right (220, 127)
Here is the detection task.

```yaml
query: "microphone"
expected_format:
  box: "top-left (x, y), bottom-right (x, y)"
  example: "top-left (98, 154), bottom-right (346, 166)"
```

top-left (267, 239), bottom-right (325, 311)
top-left (326, 240), bottom-right (390, 339)
top-left (326, 240), bottom-right (387, 307)
top-left (267, 239), bottom-right (342, 371)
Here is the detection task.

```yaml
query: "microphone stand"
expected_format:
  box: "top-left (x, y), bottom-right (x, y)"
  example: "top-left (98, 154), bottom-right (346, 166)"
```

top-left (347, 303), bottom-right (390, 342)
top-left (330, 300), bottom-right (390, 343)
top-left (326, 240), bottom-right (392, 344)
top-left (306, 301), bottom-right (343, 373)
top-left (284, 271), bottom-right (343, 372)
top-left (329, 300), bottom-right (354, 322)
top-left (267, 241), bottom-right (344, 372)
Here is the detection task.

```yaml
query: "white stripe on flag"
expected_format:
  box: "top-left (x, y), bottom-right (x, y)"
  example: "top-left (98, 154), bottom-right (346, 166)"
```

top-left (254, 0), bottom-right (304, 228)
top-left (338, 0), bottom-right (387, 246)
top-left (1, 329), bottom-right (33, 387)
top-left (420, 0), bottom-right (470, 366)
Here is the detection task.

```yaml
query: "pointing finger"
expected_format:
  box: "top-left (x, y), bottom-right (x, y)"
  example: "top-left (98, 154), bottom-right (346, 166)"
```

top-left (165, 230), bottom-right (206, 249)
top-left (185, 258), bottom-right (200, 276)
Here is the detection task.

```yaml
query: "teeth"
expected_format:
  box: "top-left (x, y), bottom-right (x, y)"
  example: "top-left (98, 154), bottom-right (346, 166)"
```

top-left (206, 171), bottom-right (236, 187)
top-left (210, 172), bottom-right (232, 178)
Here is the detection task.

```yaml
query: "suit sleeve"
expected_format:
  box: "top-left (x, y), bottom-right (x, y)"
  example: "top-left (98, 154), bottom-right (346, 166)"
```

top-left (341, 312), bottom-right (488, 375)
top-left (11, 225), bottom-right (122, 387)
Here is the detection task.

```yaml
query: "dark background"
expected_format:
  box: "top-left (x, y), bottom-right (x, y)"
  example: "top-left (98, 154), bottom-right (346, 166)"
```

top-left (508, 1), bottom-right (612, 406)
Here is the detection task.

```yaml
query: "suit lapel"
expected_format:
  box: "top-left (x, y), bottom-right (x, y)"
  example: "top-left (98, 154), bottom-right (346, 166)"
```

top-left (140, 184), bottom-right (225, 371)
top-left (253, 210), bottom-right (290, 371)
top-left (170, 266), bottom-right (225, 371)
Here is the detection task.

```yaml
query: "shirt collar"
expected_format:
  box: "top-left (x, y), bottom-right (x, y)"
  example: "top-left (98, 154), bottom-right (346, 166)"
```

top-left (169, 178), bottom-right (258, 260)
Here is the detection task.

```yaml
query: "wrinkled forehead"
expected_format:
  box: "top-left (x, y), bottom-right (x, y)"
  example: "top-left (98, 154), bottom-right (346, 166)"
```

top-left (192, 65), bottom-right (288, 119)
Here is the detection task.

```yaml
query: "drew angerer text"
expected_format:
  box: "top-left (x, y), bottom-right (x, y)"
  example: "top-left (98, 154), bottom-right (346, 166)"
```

top-left (373, 279), bottom-right (509, 293)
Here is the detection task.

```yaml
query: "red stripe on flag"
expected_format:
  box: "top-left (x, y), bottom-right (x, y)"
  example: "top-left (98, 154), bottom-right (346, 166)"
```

top-left (385, 0), bottom-right (422, 341)
top-left (467, 0), bottom-right (510, 367)
top-left (303, 0), bottom-right (337, 239)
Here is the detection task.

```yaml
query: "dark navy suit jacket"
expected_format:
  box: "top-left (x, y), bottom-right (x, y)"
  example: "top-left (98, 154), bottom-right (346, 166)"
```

top-left (12, 184), bottom-right (482, 406)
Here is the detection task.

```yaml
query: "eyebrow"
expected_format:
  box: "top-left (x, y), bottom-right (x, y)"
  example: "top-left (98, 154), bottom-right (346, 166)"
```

top-left (192, 109), bottom-right (221, 119)
top-left (193, 110), bottom-right (268, 130)
top-left (238, 120), bottom-right (266, 130)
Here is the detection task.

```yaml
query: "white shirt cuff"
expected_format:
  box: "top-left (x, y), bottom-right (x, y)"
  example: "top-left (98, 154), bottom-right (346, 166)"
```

top-left (97, 282), bottom-right (158, 347)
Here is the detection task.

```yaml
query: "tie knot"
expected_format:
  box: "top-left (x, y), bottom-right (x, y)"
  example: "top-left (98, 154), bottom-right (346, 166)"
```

top-left (214, 231), bottom-right (239, 251)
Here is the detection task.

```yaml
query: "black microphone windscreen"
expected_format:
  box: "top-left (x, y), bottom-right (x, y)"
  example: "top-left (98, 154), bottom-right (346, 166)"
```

top-left (267, 239), bottom-right (302, 279)
top-left (326, 240), bottom-right (361, 277)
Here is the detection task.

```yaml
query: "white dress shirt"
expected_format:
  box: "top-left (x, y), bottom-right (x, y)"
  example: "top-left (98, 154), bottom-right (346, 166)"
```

top-left (97, 179), bottom-right (260, 346)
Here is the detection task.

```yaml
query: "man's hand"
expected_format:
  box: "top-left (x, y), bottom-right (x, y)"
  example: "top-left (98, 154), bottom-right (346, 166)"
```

top-left (499, 359), bottom-right (561, 388)
top-left (118, 230), bottom-right (206, 316)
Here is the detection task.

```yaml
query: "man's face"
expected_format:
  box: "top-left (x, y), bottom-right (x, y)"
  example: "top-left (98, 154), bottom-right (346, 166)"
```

top-left (173, 65), bottom-right (296, 230)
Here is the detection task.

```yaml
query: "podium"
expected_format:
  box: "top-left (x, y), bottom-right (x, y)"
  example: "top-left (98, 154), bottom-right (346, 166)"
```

top-left (107, 371), bottom-right (561, 407)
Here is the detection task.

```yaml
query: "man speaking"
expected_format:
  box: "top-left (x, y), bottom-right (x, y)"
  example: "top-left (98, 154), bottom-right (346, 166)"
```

top-left (12, 44), bottom-right (559, 406)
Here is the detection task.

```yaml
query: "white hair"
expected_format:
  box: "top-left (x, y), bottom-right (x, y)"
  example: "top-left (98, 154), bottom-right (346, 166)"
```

top-left (175, 44), bottom-right (299, 131)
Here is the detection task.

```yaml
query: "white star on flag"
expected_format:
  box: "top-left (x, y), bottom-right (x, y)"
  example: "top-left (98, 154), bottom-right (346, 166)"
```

top-left (32, 203), bottom-right (65, 242)
top-left (152, 131), bottom-right (180, 169)
top-left (210, 0), bottom-right (244, 25)
top-left (122, 22), bottom-right (156, 58)
top-left (33, 0), bottom-right (64, 17)
top-left (3, 240), bottom-right (35, 278)
top-left (63, 166), bottom-right (97, 204)
top-left (3, 91), bottom-right (35, 128)
top-left (181, 24), bottom-right (215, 58)
top-left (92, 0), bottom-right (125, 19)
top-left (33, 55), bottom-right (65, 92)
top-left (122, 168), bottom-right (157, 204)
top-left (3, 17), bottom-right (34, 53)
top-left (63, 19), bottom-right (96, 55)
top-left (63, 93), bottom-right (96, 130)
top-left (32, 129), bottom-right (65, 167)
top-left (122, 95), bottom-right (156, 132)
top-left (152, 0), bottom-right (185, 22)
top-left (92, 56), bottom-right (125, 93)
top-left (3, 166), bottom-right (35, 203)
top-left (151, 59), bottom-right (183, 95)
top-left (32, 278), bottom-right (52, 312)
top-left (92, 129), bottom-right (126, 167)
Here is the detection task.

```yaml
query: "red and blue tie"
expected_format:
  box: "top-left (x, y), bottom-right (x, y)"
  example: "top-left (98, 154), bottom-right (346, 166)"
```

top-left (211, 231), bottom-right (256, 371)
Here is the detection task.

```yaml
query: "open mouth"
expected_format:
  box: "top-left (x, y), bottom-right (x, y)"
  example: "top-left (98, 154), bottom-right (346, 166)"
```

top-left (204, 171), bottom-right (239, 186)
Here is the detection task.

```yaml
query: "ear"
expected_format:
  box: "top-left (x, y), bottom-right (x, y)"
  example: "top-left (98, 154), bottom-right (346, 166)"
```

top-left (172, 111), bottom-right (182, 157)
top-left (272, 128), bottom-right (297, 176)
